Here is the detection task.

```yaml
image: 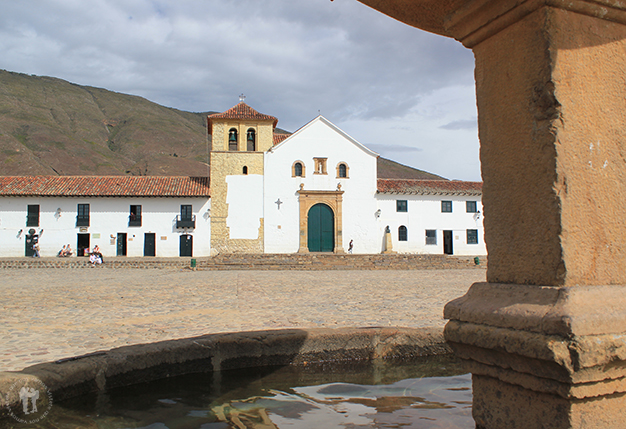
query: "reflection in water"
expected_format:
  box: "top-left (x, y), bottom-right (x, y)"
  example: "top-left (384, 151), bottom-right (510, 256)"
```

top-left (210, 375), bottom-right (471, 429)
top-left (21, 356), bottom-right (473, 429)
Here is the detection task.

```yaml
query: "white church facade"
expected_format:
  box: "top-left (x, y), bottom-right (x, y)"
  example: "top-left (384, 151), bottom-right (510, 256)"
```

top-left (0, 102), bottom-right (485, 258)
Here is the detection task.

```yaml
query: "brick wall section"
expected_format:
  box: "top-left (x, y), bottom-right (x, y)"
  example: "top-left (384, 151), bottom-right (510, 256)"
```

top-left (0, 254), bottom-right (487, 270)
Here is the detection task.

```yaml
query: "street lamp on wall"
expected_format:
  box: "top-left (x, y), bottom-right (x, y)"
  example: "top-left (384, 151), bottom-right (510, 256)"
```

top-left (375, 209), bottom-right (382, 219)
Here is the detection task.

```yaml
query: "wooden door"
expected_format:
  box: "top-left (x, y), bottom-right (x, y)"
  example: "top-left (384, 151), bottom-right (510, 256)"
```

top-left (443, 230), bottom-right (454, 255)
top-left (77, 233), bottom-right (90, 257)
top-left (144, 233), bottom-right (156, 257)
top-left (25, 230), bottom-right (37, 257)
top-left (307, 203), bottom-right (334, 252)
top-left (179, 234), bottom-right (193, 257)
top-left (117, 233), bottom-right (127, 256)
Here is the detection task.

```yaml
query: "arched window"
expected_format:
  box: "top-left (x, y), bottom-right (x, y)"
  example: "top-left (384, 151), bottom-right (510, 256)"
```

top-left (336, 162), bottom-right (349, 178)
top-left (398, 225), bottom-right (408, 242)
top-left (247, 129), bottom-right (256, 151)
top-left (243, 166), bottom-right (248, 175)
top-left (228, 129), bottom-right (238, 151)
top-left (292, 161), bottom-right (305, 177)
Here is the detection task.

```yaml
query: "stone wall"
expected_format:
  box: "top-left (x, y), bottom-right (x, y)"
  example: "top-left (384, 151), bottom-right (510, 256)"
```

top-left (210, 151), bottom-right (265, 254)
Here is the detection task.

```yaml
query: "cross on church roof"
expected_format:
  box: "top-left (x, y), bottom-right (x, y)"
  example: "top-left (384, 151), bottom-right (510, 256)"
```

top-left (239, 93), bottom-right (246, 102)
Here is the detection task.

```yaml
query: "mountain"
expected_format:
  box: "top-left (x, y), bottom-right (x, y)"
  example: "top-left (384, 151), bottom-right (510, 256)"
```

top-left (0, 70), bottom-right (211, 176)
top-left (376, 157), bottom-right (446, 180)
top-left (0, 70), bottom-right (446, 180)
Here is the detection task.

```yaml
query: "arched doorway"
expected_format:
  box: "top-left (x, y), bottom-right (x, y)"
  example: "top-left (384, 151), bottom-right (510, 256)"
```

top-left (307, 203), bottom-right (334, 252)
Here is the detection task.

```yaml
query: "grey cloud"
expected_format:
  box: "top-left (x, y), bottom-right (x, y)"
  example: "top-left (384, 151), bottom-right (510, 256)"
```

top-left (368, 144), bottom-right (422, 153)
top-left (0, 0), bottom-right (475, 131)
top-left (439, 119), bottom-right (478, 130)
top-left (0, 0), bottom-right (480, 180)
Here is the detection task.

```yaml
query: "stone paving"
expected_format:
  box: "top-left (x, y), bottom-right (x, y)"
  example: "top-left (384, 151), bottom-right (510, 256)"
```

top-left (0, 267), bottom-right (486, 372)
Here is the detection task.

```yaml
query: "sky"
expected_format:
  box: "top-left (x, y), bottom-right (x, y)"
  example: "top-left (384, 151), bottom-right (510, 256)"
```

top-left (0, 0), bottom-right (480, 181)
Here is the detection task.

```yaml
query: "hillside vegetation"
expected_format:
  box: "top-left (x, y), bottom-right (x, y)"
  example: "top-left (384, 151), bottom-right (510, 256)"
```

top-left (0, 69), bottom-right (445, 180)
top-left (0, 70), bottom-right (211, 176)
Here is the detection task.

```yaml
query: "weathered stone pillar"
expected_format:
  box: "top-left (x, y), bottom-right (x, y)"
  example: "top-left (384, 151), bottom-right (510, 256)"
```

top-left (355, 1), bottom-right (626, 427)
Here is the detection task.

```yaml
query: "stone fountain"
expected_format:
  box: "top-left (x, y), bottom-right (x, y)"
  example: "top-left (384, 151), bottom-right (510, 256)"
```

top-left (356, 1), bottom-right (626, 427)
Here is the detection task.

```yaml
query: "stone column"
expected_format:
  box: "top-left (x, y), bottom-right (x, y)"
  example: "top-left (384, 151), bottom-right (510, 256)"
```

top-left (355, 1), bottom-right (626, 427)
top-left (445, 2), bottom-right (626, 428)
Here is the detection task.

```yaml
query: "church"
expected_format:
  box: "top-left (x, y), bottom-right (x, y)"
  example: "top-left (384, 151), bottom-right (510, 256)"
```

top-left (0, 102), bottom-right (485, 258)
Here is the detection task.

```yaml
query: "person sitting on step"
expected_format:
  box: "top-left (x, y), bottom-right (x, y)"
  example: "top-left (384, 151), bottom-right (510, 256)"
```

top-left (92, 245), bottom-right (104, 264)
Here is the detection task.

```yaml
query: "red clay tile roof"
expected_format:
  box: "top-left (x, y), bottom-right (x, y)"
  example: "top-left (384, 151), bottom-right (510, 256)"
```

top-left (0, 176), bottom-right (210, 197)
top-left (208, 102), bottom-right (278, 134)
top-left (273, 133), bottom-right (290, 145)
top-left (377, 179), bottom-right (482, 196)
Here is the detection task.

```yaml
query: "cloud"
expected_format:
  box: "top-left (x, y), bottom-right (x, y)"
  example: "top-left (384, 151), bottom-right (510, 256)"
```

top-left (0, 0), bottom-right (480, 180)
top-left (439, 118), bottom-right (478, 130)
top-left (368, 144), bottom-right (422, 153)
top-left (0, 1), bottom-right (475, 124)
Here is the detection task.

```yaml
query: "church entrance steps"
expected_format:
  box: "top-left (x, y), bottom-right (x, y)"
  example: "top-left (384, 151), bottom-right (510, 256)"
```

top-left (0, 254), bottom-right (486, 270)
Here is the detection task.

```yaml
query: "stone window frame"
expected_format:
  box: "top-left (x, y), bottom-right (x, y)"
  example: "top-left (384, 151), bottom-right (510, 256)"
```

top-left (292, 161), bottom-right (305, 178)
top-left (336, 162), bottom-right (349, 178)
top-left (398, 225), bottom-right (408, 241)
top-left (313, 157), bottom-right (327, 175)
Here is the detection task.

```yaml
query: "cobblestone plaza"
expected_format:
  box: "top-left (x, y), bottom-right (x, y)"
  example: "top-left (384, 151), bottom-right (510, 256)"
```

top-left (1, 267), bottom-right (485, 372)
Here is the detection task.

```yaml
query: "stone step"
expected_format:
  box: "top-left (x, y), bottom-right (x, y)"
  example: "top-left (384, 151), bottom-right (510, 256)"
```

top-left (0, 254), bottom-right (487, 270)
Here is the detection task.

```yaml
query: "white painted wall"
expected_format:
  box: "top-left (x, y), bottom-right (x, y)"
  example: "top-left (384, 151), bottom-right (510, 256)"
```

top-left (226, 174), bottom-right (263, 239)
top-left (263, 116), bottom-right (381, 253)
top-left (375, 194), bottom-right (486, 255)
top-left (0, 196), bottom-right (211, 258)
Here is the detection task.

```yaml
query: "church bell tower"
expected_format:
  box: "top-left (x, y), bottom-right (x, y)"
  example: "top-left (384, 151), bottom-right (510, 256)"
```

top-left (207, 98), bottom-right (278, 254)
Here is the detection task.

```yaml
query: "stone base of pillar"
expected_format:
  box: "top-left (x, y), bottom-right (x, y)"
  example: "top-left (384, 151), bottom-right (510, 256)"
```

top-left (472, 375), bottom-right (626, 429)
top-left (444, 282), bottom-right (626, 429)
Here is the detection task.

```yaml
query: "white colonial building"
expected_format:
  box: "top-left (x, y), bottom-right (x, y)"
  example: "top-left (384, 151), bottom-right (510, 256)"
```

top-left (0, 103), bottom-right (485, 258)
top-left (0, 176), bottom-right (210, 258)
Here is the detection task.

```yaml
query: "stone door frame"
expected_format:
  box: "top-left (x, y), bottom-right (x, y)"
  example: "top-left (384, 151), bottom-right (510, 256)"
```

top-left (297, 188), bottom-right (344, 253)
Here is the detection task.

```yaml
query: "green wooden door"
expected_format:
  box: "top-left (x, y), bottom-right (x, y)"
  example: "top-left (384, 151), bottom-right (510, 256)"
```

top-left (25, 230), bottom-right (37, 257)
top-left (144, 233), bottom-right (156, 257)
top-left (117, 233), bottom-right (127, 256)
top-left (180, 234), bottom-right (193, 257)
top-left (308, 203), bottom-right (334, 252)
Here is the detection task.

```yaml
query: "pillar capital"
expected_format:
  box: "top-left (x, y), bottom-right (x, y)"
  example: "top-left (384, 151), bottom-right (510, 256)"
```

top-left (447, 0), bottom-right (626, 47)
top-left (356, 0), bottom-right (626, 43)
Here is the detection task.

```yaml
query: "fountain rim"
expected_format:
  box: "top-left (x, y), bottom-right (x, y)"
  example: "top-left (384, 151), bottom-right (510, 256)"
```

top-left (0, 326), bottom-right (452, 412)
